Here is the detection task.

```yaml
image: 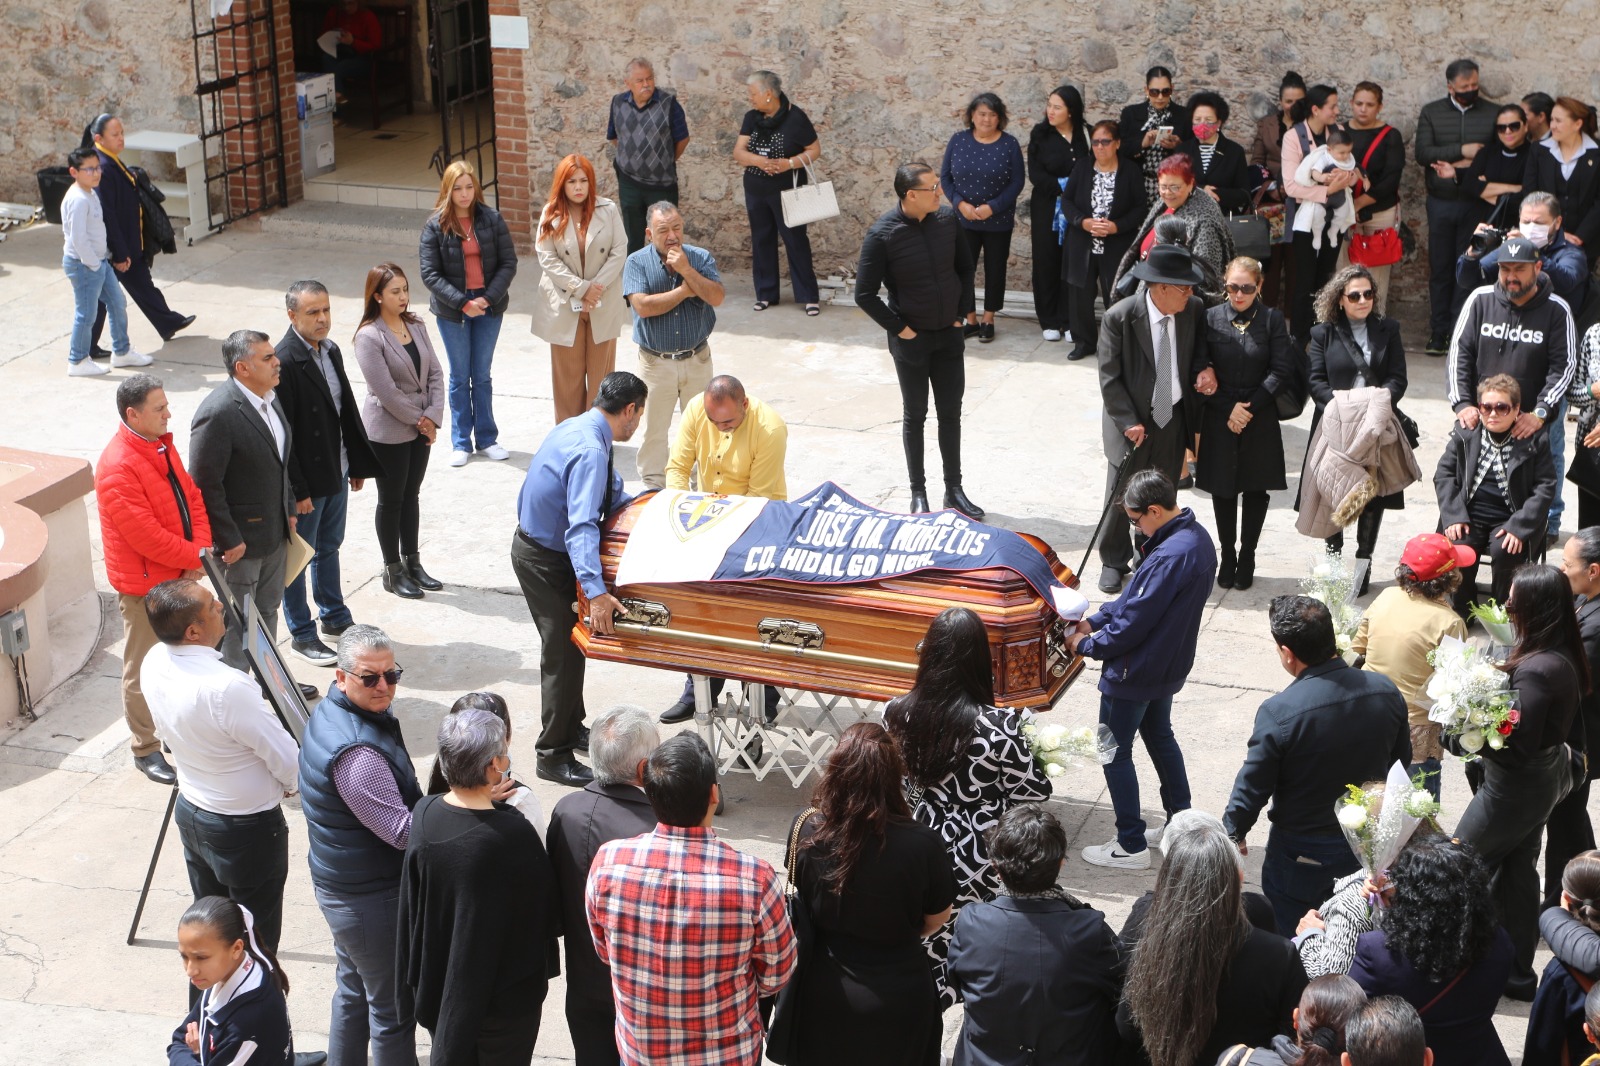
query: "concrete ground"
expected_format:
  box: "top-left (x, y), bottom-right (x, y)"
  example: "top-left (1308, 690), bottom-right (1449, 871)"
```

top-left (0, 207), bottom-right (1580, 1062)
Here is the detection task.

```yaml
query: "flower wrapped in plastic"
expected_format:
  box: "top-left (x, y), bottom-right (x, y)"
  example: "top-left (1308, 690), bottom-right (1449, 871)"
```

top-left (1334, 761), bottom-right (1441, 879)
top-left (1468, 599), bottom-right (1516, 646)
top-left (1020, 713), bottom-right (1115, 780)
top-left (1425, 634), bottom-right (1518, 756)
top-left (1300, 552), bottom-right (1364, 657)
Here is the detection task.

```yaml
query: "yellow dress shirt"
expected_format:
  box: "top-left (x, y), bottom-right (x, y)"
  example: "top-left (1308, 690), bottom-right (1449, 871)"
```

top-left (665, 394), bottom-right (788, 500)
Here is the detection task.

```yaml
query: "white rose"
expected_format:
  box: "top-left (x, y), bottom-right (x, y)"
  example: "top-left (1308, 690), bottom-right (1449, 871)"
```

top-left (1487, 732), bottom-right (1505, 750)
top-left (1337, 804), bottom-right (1368, 831)
top-left (1461, 729), bottom-right (1485, 753)
top-left (1407, 790), bottom-right (1435, 813)
top-left (1046, 762), bottom-right (1065, 778)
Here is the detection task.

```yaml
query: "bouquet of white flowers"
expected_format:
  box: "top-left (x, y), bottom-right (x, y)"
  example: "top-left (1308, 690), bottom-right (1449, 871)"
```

top-left (1468, 599), bottom-right (1516, 646)
top-left (1334, 762), bottom-right (1442, 876)
top-left (1020, 714), bottom-right (1114, 780)
top-left (1425, 634), bottom-right (1518, 756)
top-left (1300, 552), bottom-right (1364, 657)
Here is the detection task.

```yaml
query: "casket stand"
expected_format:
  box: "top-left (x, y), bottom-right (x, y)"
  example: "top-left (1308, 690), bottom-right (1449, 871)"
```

top-left (574, 496), bottom-right (1086, 786)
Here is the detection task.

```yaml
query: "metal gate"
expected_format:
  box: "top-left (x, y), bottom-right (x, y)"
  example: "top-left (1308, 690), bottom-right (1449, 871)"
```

top-left (189, 0), bottom-right (288, 231)
top-left (428, 0), bottom-right (497, 206)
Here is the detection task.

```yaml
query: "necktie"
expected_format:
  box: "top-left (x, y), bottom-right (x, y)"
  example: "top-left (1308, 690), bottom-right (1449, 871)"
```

top-left (599, 449), bottom-right (616, 523)
top-left (1153, 317), bottom-right (1174, 429)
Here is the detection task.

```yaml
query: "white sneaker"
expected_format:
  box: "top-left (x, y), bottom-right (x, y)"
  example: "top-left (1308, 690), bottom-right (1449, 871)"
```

top-left (479, 444), bottom-right (510, 461)
top-left (111, 348), bottom-right (154, 368)
top-left (1062, 330), bottom-right (1074, 343)
top-left (1081, 839), bottom-right (1152, 869)
top-left (1042, 329), bottom-right (1063, 342)
top-left (449, 449), bottom-right (471, 467)
top-left (68, 359), bottom-right (110, 377)
top-left (1145, 822), bottom-right (1166, 849)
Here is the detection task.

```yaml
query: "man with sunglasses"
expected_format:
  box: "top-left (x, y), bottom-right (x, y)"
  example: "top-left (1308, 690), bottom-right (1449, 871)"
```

top-left (299, 623), bottom-right (422, 1066)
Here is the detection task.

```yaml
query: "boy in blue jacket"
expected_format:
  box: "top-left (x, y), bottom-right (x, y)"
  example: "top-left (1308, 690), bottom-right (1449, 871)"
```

top-left (1068, 469), bottom-right (1217, 869)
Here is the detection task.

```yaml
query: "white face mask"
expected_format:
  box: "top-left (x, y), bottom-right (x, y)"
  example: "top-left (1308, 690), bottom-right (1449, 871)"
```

top-left (1521, 222), bottom-right (1552, 247)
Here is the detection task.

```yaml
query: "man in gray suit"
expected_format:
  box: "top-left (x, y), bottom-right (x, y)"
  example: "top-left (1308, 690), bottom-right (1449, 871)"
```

top-left (1096, 245), bottom-right (1217, 593)
top-left (189, 330), bottom-right (298, 673)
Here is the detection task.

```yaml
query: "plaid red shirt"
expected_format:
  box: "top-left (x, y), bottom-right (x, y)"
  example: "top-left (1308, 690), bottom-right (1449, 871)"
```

top-left (586, 823), bottom-right (797, 1066)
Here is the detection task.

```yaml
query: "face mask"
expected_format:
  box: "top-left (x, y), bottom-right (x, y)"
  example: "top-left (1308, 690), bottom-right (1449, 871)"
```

top-left (1192, 123), bottom-right (1218, 140)
top-left (1521, 222), bottom-right (1551, 247)
top-left (1454, 88), bottom-right (1480, 107)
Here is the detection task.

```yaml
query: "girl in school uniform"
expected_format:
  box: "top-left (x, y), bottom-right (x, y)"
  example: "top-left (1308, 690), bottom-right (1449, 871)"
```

top-left (167, 896), bottom-right (296, 1066)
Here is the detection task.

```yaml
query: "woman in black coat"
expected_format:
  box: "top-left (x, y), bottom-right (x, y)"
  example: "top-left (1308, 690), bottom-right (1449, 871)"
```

top-left (1304, 265), bottom-right (1408, 577)
top-left (1119, 66), bottom-right (1190, 206)
top-left (1178, 91), bottom-right (1252, 214)
top-left (1524, 97), bottom-right (1600, 251)
top-left (1027, 84), bottom-right (1088, 343)
top-left (1198, 257), bottom-right (1294, 591)
top-left (418, 159), bottom-right (518, 465)
top-left (787, 723), bottom-right (956, 1066)
top-left (1451, 565), bottom-right (1589, 999)
top-left (1061, 119), bottom-right (1146, 361)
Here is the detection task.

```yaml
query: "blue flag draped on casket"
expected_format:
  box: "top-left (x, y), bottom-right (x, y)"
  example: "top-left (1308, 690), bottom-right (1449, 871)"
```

top-left (613, 482), bottom-right (1088, 618)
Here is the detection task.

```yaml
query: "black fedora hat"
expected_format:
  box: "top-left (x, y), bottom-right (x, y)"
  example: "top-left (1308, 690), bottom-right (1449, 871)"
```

top-left (1130, 243), bottom-right (1205, 286)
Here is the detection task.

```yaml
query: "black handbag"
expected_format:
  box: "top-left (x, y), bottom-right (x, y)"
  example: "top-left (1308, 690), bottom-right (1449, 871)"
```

top-left (1396, 408), bottom-right (1420, 450)
top-left (1276, 338), bottom-right (1310, 421)
top-left (764, 807), bottom-right (819, 1065)
top-left (1227, 185), bottom-right (1274, 263)
top-left (1569, 438), bottom-right (1600, 497)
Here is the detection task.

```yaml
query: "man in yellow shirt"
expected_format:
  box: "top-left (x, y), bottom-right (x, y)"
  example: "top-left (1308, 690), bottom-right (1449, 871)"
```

top-left (661, 374), bottom-right (788, 722)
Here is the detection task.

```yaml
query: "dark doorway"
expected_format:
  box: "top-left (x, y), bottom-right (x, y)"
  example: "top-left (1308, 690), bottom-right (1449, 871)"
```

top-left (189, 0), bottom-right (288, 230)
top-left (427, 0), bottom-right (497, 206)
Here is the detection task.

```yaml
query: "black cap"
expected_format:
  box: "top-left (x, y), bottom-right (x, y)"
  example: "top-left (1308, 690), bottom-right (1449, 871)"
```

top-left (1499, 236), bottom-right (1540, 264)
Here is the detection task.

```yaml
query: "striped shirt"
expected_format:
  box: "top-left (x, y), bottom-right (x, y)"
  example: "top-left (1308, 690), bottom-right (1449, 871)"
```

top-left (623, 243), bottom-right (721, 352)
top-left (586, 824), bottom-right (796, 1066)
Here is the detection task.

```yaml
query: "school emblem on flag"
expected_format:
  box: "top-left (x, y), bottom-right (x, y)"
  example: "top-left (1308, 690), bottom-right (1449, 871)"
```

top-left (671, 493), bottom-right (743, 542)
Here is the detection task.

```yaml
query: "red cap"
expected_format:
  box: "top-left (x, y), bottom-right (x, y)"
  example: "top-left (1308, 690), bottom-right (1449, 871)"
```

top-left (1400, 533), bottom-right (1477, 581)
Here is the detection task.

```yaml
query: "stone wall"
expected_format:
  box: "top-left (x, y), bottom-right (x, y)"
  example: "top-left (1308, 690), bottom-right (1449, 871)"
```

top-left (513, 0), bottom-right (1600, 304)
top-left (0, 1), bottom-right (197, 201)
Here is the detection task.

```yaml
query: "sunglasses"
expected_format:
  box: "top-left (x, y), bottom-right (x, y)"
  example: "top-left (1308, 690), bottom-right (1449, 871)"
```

top-left (1343, 289), bottom-right (1377, 303)
top-left (1477, 401), bottom-right (1516, 416)
top-left (1496, 121), bottom-right (1524, 132)
top-left (1225, 283), bottom-right (1259, 295)
top-left (1090, 138), bottom-right (1116, 147)
top-left (350, 666), bottom-right (404, 688)
top-left (1148, 87), bottom-right (1173, 97)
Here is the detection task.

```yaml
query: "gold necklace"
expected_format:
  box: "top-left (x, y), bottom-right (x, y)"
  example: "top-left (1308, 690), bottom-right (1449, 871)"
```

top-left (1230, 304), bottom-right (1259, 334)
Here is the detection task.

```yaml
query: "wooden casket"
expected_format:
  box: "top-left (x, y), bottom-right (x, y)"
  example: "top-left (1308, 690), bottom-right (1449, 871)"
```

top-left (572, 493), bottom-right (1086, 708)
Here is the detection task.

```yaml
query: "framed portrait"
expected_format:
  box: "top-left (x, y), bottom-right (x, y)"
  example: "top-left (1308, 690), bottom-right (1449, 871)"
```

top-left (241, 593), bottom-right (310, 744)
top-left (199, 548), bottom-right (244, 631)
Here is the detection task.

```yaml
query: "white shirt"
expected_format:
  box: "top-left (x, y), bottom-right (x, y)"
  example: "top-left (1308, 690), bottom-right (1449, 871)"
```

top-left (1143, 291), bottom-right (1183, 408)
top-left (293, 329), bottom-right (348, 476)
top-left (142, 643), bottom-right (299, 815)
top-left (232, 377), bottom-right (286, 460)
top-left (60, 183), bottom-right (109, 266)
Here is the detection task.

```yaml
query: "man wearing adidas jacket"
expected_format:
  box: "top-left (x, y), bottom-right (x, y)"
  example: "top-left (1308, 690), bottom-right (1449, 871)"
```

top-left (1447, 237), bottom-right (1575, 541)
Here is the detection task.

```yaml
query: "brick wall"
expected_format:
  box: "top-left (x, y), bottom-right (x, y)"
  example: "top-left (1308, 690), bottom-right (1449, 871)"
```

top-left (489, 0), bottom-right (531, 247)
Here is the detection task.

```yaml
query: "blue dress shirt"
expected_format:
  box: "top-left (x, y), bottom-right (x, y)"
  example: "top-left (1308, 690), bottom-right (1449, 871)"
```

top-left (623, 243), bottom-right (721, 352)
top-left (516, 408), bottom-right (631, 598)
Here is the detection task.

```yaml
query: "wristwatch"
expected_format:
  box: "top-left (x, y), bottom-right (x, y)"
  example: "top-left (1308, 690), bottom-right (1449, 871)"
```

top-left (1535, 406), bottom-right (1549, 422)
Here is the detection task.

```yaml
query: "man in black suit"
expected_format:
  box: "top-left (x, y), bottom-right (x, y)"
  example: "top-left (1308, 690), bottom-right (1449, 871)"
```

top-left (1222, 595), bottom-right (1410, 937)
top-left (1095, 244), bottom-right (1216, 592)
top-left (1549, 528), bottom-right (1600, 908)
top-left (545, 705), bottom-right (660, 1066)
top-left (275, 281), bottom-right (384, 667)
top-left (189, 330), bottom-right (297, 673)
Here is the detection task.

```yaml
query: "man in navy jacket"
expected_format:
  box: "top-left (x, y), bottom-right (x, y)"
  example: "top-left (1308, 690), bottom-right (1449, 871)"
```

top-left (1222, 595), bottom-right (1410, 937)
top-left (1068, 469), bottom-right (1216, 869)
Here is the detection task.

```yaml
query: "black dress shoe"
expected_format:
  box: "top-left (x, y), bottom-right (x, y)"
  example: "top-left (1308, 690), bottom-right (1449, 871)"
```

top-left (161, 314), bottom-right (197, 342)
top-left (1098, 567), bottom-right (1125, 594)
top-left (90, 344), bottom-right (112, 360)
top-left (298, 682), bottom-right (322, 702)
top-left (978, 322), bottom-right (995, 343)
top-left (909, 491), bottom-right (931, 513)
top-left (944, 486), bottom-right (985, 520)
top-left (383, 562), bottom-right (423, 599)
top-left (574, 724), bottom-right (591, 753)
top-left (962, 322), bottom-right (981, 338)
top-left (320, 619), bottom-right (353, 638)
top-left (294, 1052), bottom-right (328, 1066)
top-left (1067, 345), bottom-right (1091, 361)
top-left (536, 757), bottom-right (595, 788)
top-left (660, 699), bottom-right (696, 724)
top-left (1503, 975), bottom-right (1537, 1001)
top-left (134, 751), bottom-right (177, 785)
top-left (403, 553), bottom-right (443, 591)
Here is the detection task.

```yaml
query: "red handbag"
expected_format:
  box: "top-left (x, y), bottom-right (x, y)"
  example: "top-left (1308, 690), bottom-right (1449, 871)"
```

top-left (1347, 126), bottom-right (1403, 267)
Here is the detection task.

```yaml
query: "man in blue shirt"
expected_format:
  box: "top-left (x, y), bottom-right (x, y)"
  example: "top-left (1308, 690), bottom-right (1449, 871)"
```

top-left (512, 371), bottom-right (647, 787)
top-left (623, 201), bottom-right (724, 491)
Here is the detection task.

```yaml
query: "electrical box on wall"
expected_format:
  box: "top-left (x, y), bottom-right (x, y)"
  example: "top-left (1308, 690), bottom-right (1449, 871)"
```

top-left (0, 608), bottom-right (29, 656)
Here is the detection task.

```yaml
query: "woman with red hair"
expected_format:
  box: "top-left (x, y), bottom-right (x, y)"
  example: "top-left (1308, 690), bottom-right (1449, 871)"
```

top-left (531, 153), bottom-right (628, 422)
top-left (1113, 152), bottom-right (1235, 304)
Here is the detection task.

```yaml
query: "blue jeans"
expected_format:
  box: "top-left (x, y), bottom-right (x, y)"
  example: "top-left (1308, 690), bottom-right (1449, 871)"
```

top-left (314, 882), bottom-right (417, 1066)
top-left (1098, 694), bottom-right (1192, 853)
top-left (282, 482), bottom-right (352, 644)
top-left (434, 308), bottom-right (502, 452)
top-left (63, 256), bottom-right (128, 363)
top-left (1261, 827), bottom-right (1361, 938)
top-left (1547, 406), bottom-right (1566, 537)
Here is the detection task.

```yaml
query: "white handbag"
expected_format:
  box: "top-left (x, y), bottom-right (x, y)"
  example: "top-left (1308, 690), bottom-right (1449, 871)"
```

top-left (780, 162), bottom-right (839, 228)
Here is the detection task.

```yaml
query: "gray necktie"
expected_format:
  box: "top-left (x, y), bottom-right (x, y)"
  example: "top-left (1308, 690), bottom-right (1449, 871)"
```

top-left (1153, 317), bottom-right (1174, 429)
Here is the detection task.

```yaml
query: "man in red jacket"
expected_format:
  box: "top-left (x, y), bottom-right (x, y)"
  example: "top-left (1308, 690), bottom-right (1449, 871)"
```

top-left (95, 373), bottom-right (211, 783)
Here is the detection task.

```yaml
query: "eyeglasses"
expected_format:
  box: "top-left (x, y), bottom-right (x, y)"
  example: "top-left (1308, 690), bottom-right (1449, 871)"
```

top-left (1496, 121), bottom-right (1524, 132)
top-left (1225, 283), bottom-right (1259, 295)
top-left (350, 666), bottom-right (404, 688)
top-left (1125, 509), bottom-right (1147, 526)
top-left (1090, 138), bottom-right (1116, 147)
top-left (910, 182), bottom-right (940, 195)
top-left (1148, 87), bottom-right (1173, 97)
top-left (1477, 401), bottom-right (1515, 416)
top-left (1343, 289), bottom-right (1377, 303)
top-left (1157, 184), bottom-right (1188, 195)
top-left (76, 165), bottom-right (102, 173)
